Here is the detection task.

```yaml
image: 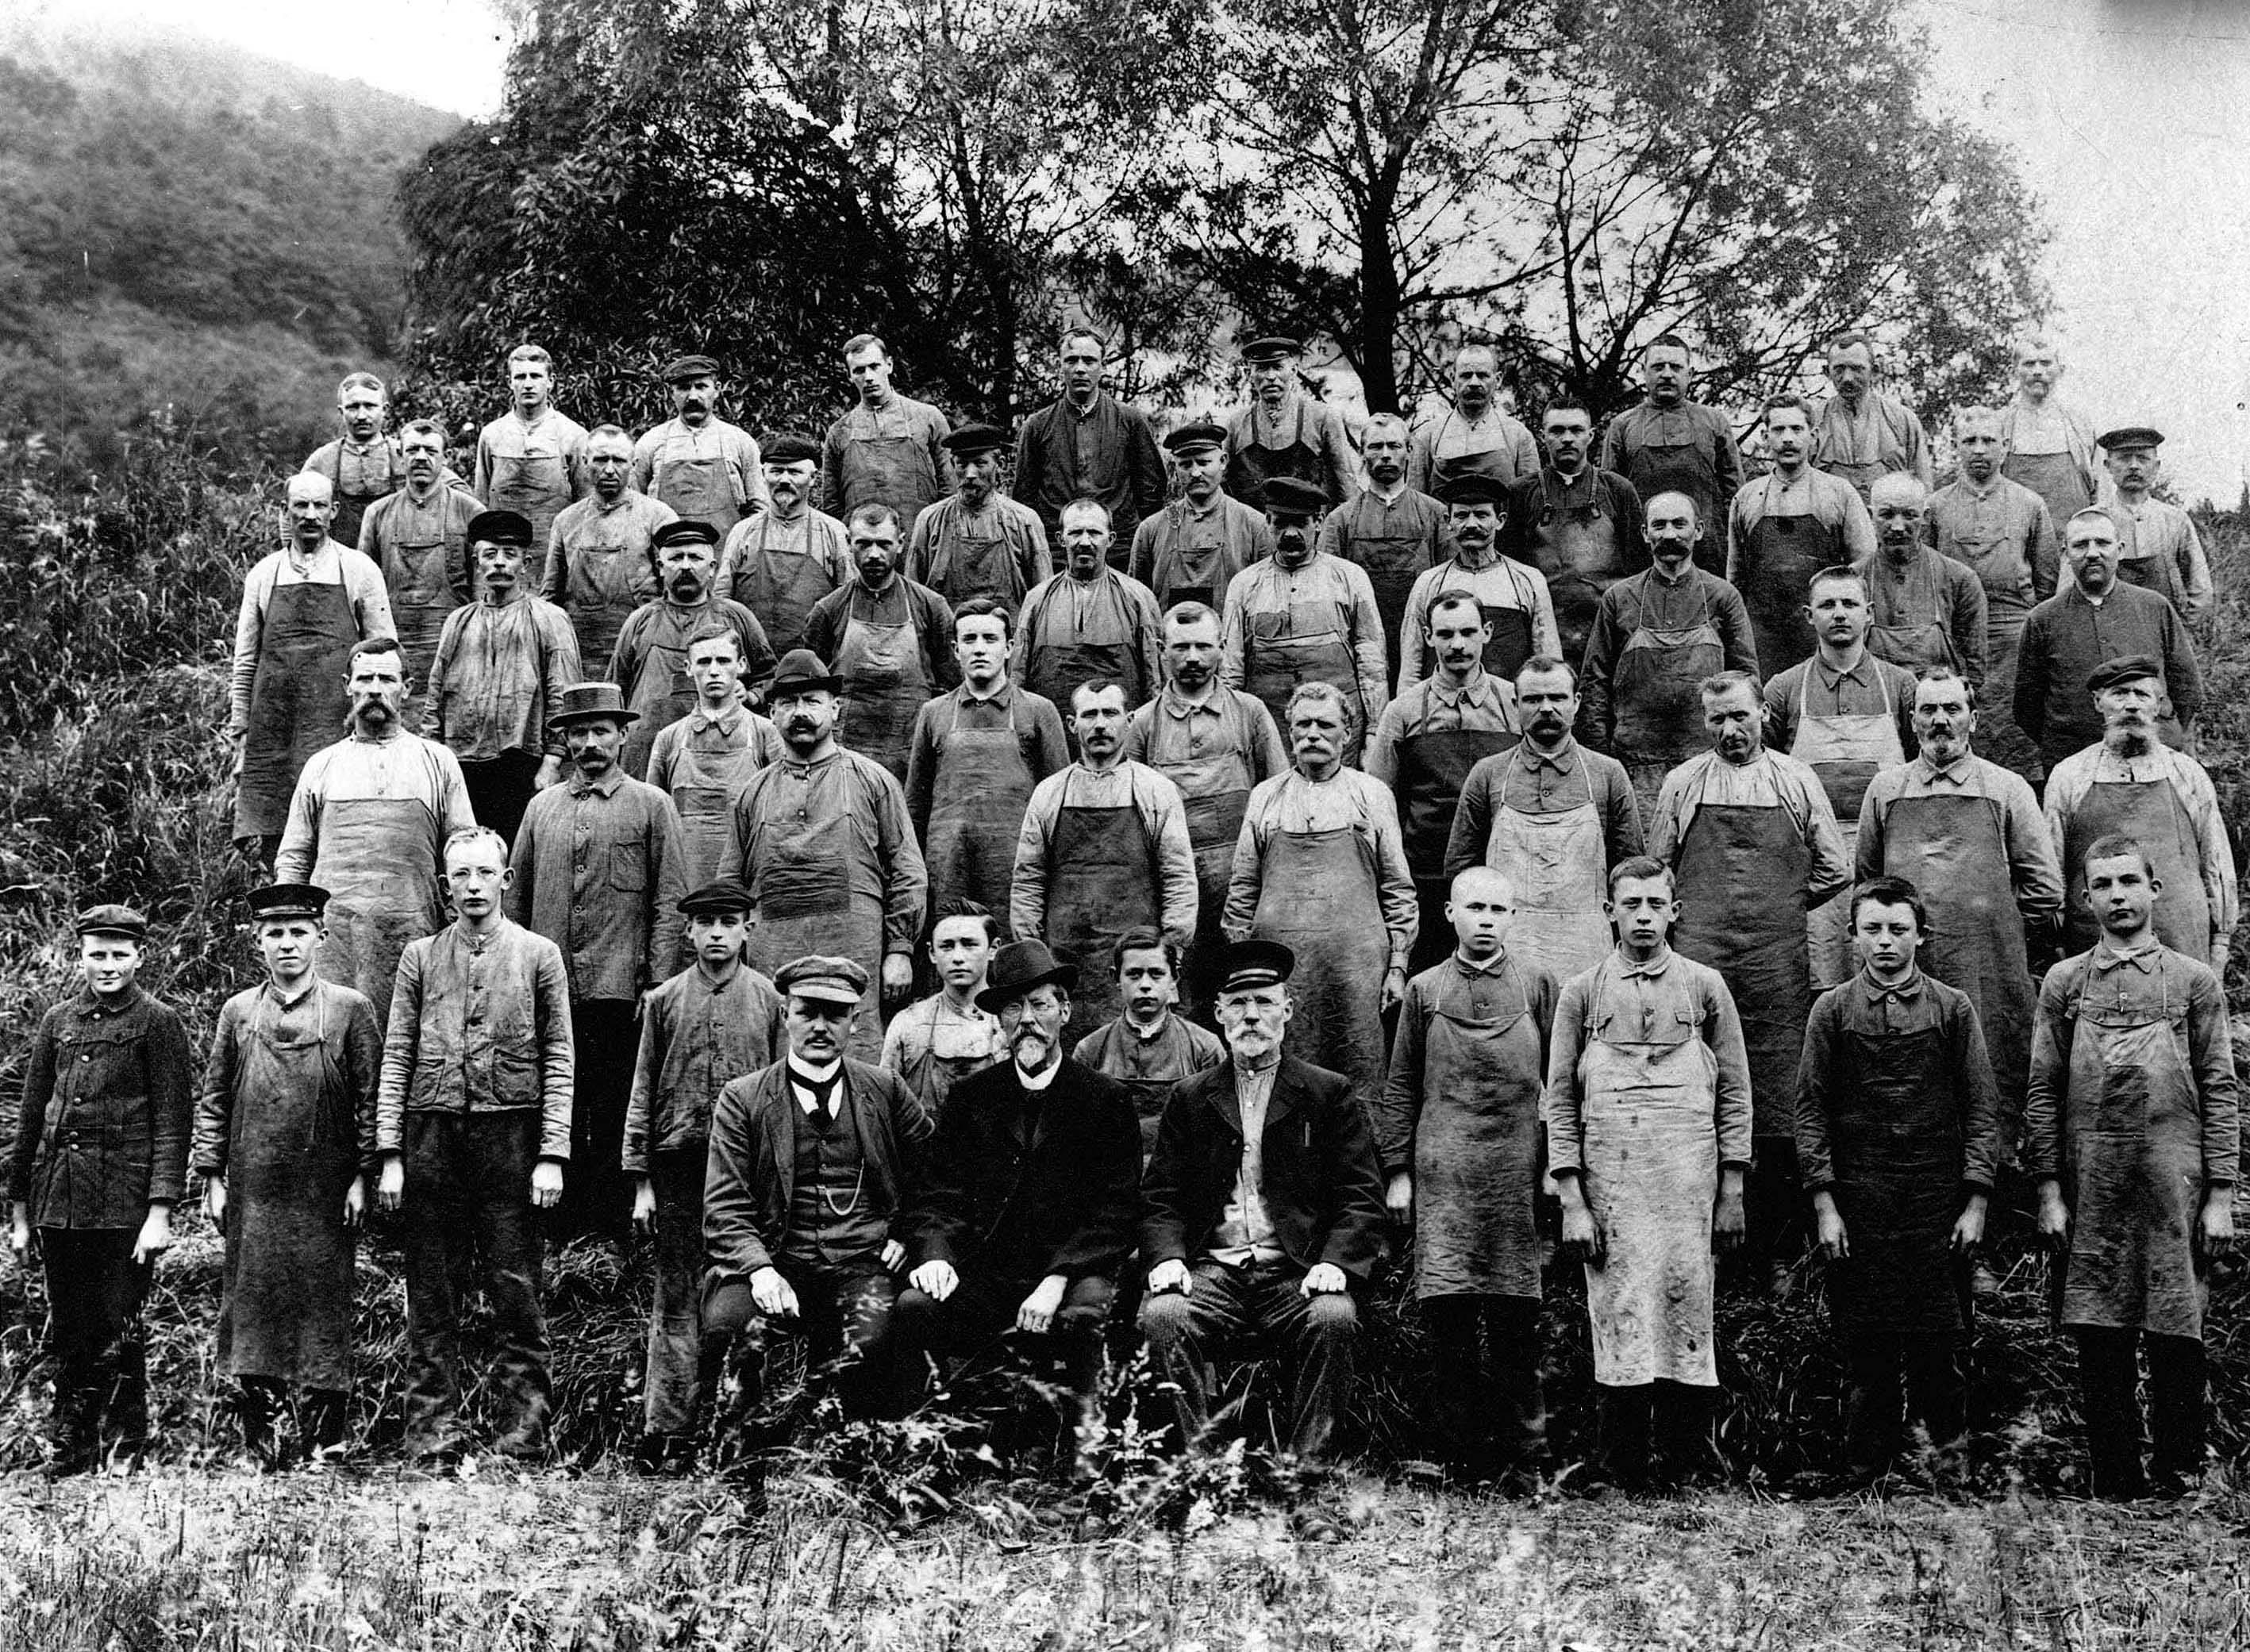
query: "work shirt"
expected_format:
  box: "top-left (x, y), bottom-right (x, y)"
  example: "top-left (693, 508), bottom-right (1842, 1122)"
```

top-left (1499, 465), bottom-right (1649, 571)
top-left (903, 681), bottom-right (1071, 840)
top-left (905, 494), bottom-right (1052, 613)
top-left (621, 962), bottom-right (787, 1172)
top-left (720, 747), bottom-right (929, 959)
top-left (628, 417), bottom-right (769, 524)
top-left (359, 483), bottom-right (481, 609)
top-left (1226, 767), bottom-right (1419, 970)
top-left (1812, 392), bottom-right (1934, 493)
top-left (1544, 947), bottom-right (1754, 1174)
top-left (1926, 474), bottom-right (2059, 619)
top-left (1123, 686), bottom-right (1290, 793)
top-left (2013, 582), bottom-right (2203, 766)
top-left (423, 594), bottom-right (583, 762)
top-left (1224, 395), bottom-right (1367, 509)
top-left (1394, 554), bottom-right (1562, 690)
top-left (375, 917), bottom-right (575, 1158)
top-left (2043, 743), bottom-right (2238, 951)
top-left (1013, 390), bottom-right (1168, 546)
top-left (1794, 968), bottom-right (2002, 1193)
top-left (1129, 494), bottom-right (1274, 609)
top-left (302, 436), bottom-right (413, 546)
top-left (227, 540), bottom-right (395, 738)
top-left (274, 731), bottom-right (477, 882)
top-left (802, 578), bottom-right (963, 698)
top-left (1579, 563), bottom-right (1760, 747)
top-left (1073, 1013), bottom-right (1224, 1093)
top-left (8, 985), bottom-right (194, 1229)
top-left (506, 766), bottom-right (690, 1001)
top-left (820, 393), bottom-right (954, 521)
top-left (716, 507), bottom-right (853, 644)
top-left (1443, 737), bottom-right (1643, 880)
top-left (1855, 544), bottom-right (1990, 686)
top-left (1725, 468), bottom-right (1878, 572)
top-left (471, 409), bottom-right (591, 514)
top-left (1209, 1057), bottom-right (1284, 1264)
top-left (1647, 749), bottom-right (1852, 905)
top-left (2109, 495), bottom-right (2213, 620)
top-left (1013, 568), bottom-right (1167, 705)
top-left (1856, 752), bottom-right (2063, 924)
top-left (1218, 553), bottom-right (1390, 725)
top-left (1599, 400), bottom-right (1746, 542)
top-left (1375, 948), bottom-right (1556, 1176)
top-left (645, 703), bottom-right (785, 796)
top-left (609, 597), bottom-right (779, 712)
top-left (1407, 404), bottom-right (1540, 494)
top-left (1762, 652), bottom-right (1921, 759)
top-left (1010, 761), bottom-right (1199, 950)
top-left (883, 995), bottom-right (1007, 1105)
top-left (194, 978), bottom-right (384, 1178)
top-left (540, 490), bottom-right (676, 662)
top-left (1364, 670), bottom-right (1521, 797)
top-left (1317, 485), bottom-right (1451, 584)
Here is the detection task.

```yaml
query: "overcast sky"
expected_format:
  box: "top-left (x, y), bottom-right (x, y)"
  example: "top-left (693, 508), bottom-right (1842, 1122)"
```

top-left (31, 0), bottom-right (2250, 501)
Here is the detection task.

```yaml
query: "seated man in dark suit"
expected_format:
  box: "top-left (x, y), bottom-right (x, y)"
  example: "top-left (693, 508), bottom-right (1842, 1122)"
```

top-left (894, 939), bottom-right (1143, 1470)
top-left (1137, 939), bottom-right (1388, 1465)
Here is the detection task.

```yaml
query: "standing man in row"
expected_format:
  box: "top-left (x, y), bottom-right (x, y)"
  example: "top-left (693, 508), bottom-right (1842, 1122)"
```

top-left (302, 371), bottom-right (408, 548)
top-left (718, 432), bottom-right (851, 658)
top-left (1130, 423), bottom-right (1272, 614)
top-left (1409, 341), bottom-right (1538, 494)
top-left (1504, 397), bottom-right (1645, 665)
top-left (1223, 336), bottom-right (1364, 514)
top-left (473, 344), bottom-right (590, 583)
top-left (2097, 427), bottom-right (2211, 623)
top-left (1601, 336), bottom-right (1742, 575)
top-left (1397, 475), bottom-right (1559, 690)
top-left (630, 354), bottom-right (767, 536)
top-left (360, 419), bottom-right (480, 699)
top-left (1859, 475), bottom-right (1987, 686)
top-left (544, 425), bottom-right (675, 672)
top-left (610, 521), bottom-right (776, 779)
top-left (1813, 333), bottom-right (1933, 501)
top-left (1727, 394), bottom-right (1875, 680)
top-left (1997, 334), bottom-right (2099, 531)
top-left (822, 334), bottom-right (952, 528)
top-left (1015, 501), bottom-right (1164, 715)
top-left (1012, 327), bottom-right (1167, 552)
top-left (806, 504), bottom-right (960, 783)
top-left (907, 425), bottom-right (1050, 617)
top-left (1320, 413), bottom-right (1449, 681)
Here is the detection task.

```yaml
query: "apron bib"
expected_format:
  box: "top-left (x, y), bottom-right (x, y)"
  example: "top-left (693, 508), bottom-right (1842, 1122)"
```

top-left (487, 450), bottom-right (571, 586)
top-left (2114, 521), bottom-right (2190, 616)
top-left (924, 697), bottom-right (1037, 920)
top-left (218, 987), bottom-right (360, 1389)
top-left (621, 613), bottom-right (699, 781)
top-left (1825, 1024), bottom-right (1968, 1336)
top-left (667, 726), bottom-right (769, 888)
top-left (839, 431), bottom-right (940, 527)
top-left (897, 1008), bottom-right (1002, 1119)
top-left (555, 528), bottom-right (654, 669)
top-left (1251, 819), bottom-right (1391, 1105)
top-left (2060, 776), bottom-right (2213, 962)
top-left (1394, 723), bottom-right (1517, 877)
top-left (1045, 775), bottom-right (1163, 1047)
top-left (1022, 581), bottom-right (1148, 713)
top-left (1740, 483), bottom-right (1845, 678)
top-left (310, 793), bottom-right (445, 1034)
top-left (2000, 449), bottom-right (2094, 535)
top-left (1865, 555), bottom-right (1960, 674)
top-left (1612, 597), bottom-right (1725, 828)
top-left (729, 516), bottom-right (839, 658)
top-left (326, 442), bottom-right (405, 550)
top-left (1339, 506), bottom-right (1432, 678)
top-left (1621, 429), bottom-right (1725, 574)
top-left (236, 575), bottom-right (361, 842)
top-left (378, 498), bottom-right (462, 691)
top-left (1789, 667), bottom-right (1904, 988)
top-left (836, 594), bottom-right (932, 784)
top-left (924, 508), bottom-right (1031, 614)
top-left (1483, 750), bottom-right (1613, 985)
top-left (1225, 401), bottom-right (1323, 514)
top-left (748, 805), bottom-right (887, 1061)
top-left (1411, 975), bottom-right (1544, 1300)
top-left (1940, 509), bottom-right (2043, 780)
top-left (1243, 591), bottom-right (1364, 762)
top-left (1526, 477), bottom-right (1635, 665)
top-left (1578, 997), bottom-right (1721, 1386)
top-left (1429, 412), bottom-right (1522, 490)
top-left (653, 447), bottom-right (744, 536)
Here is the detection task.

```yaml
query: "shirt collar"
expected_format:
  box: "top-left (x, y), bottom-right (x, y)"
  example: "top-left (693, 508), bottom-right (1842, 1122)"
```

top-left (570, 766), bottom-right (627, 797)
top-left (1814, 652), bottom-right (1877, 690)
top-left (1617, 947), bottom-right (1673, 978)
top-left (1425, 669), bottom-right (1498, 710)
top-left (1014, 1055), bottom-right (1063, 1091)
top-left (2092, 939), bottom-right (2162, 974)
top-left (265, 975), bottom-right (321, 1010)
top-left (962, 679), bottom-right (1016, 709)
top-left (1916, 750), bottom-right (1975, 784)
top-left (1369, 479), bottom-right (1410, 505)
top-left (1859, 967), bottom-right (1925, 1005)
top-left (689, 702), bottom-right (744, 735)
top-left (1517, 736), bottom-right (1580, 773)
top-left (788, 1052), bottom-right (842, 1085)
top-left (1160, 684), bottom-right (1222, 719)
top-left (1125, 1010), bottom-right (1175, 1043)
top-left (75, 984), bottom-right (144, 1015)
top-left (1452, 948), bottom-right (1509, 977)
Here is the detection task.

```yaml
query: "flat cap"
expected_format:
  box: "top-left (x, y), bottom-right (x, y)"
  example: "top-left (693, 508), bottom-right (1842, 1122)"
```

top-left (762, 432), bottom-right (821, 465)
top-left (1163, 421), bottom-right (1228, 455)
top-left (1217, 938), bottom-right (1294, 995)
top-left (768, 647), bottom-right (844, 697)
top-left (1436, 473), bottom-right (1511, 508)
top-left (940, 422), bottom-right (1010, 457)
top-left (2086, 655), bottom-right (2164, 693)
top-left (465, 509), bottom-right (536, 547)
top-left (549, 680), bottom-right (640, 728)
top-left (248, 883), bottom-right (329, 921)
top-left (75, 903), bottom-right (148, 940)
top-left (1241, 335), bottom-right (1302, 362)
top-left (775, 954), bottom-right (870, 1005)
top-left (662, 352), bottom-right (721, 382)
top-left (1262, 476), bottom-right (1329, 517)
top-left (678, 878), bottom-right (758, 917)
top-left (651, 518), bottom-right (721, 549)
top-left (2096, 425), bottom-right (2163, 451)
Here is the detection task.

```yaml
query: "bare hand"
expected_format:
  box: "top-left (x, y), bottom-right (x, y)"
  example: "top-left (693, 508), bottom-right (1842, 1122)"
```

top-left (2037, 1180), bottom-right (2071, 1251)
top-left (1950, 1195), bottom-right (1987, 1255)
top-left (1560, 1196), bottom-right (1604, 1267)
top-left (2202, 1187), bottom-right (2236, 1258)
top-left (1713, 1180), bottom-right (1747, 1255)
top-left (377, 1155), bottom-right (405, 1213)
top-left (881, 1237), bottom-right (906, 1271)
top-left (8, 1206), bottom-right (32, 1270)
top-left (1016, 1273), bottom-right (1068, 1332)
top-left (749, 1265), bottom-right (799, 1318)
top-left (533, 755), bottom-right (565, 791)
top-left (343, 1174), bottom-right (366, 1229)
top-left (1299, 1262), bottom-right (1348, 1296)
top-left (529, 1160), bottom-right (564, 1208)
top-left (631, 1178), bottom-right (656, 1239)
top-left (1147, 1257), bottom-right (1192, 1296)
top-left (881, 953), bottom-right (913, 1008)
top-left (204, 1175), bottom-right (228, 1227)
top-left (910, 1259), bottom-right (959, 1301)
top-left (132, 1204), bottom-right (174, 1267)
top-left (1380, 965), bottom-right (1407, 1015)
top-left (1815, 1195), bottom-right (1848, 1262)
top-left (1384, 1172), bottom-right (1413, 1226)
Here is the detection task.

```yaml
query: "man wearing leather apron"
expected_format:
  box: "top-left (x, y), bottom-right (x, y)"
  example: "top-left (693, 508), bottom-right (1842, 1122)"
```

top-left (642, 624), bottom-right (784, 888)
top-left (1997, 334), bottom-right (2100, 532)
top-left (717, 431), bottom-right (852, 658)
top-left (1318, 413), bottom-right (1448, 682)
top-left (906, 424), bottom-right (1052, 619)
top-left (629, 353), bottom-right (769, 539)
top-left (804, 504), bottom-right (962, 785)
top-left (273, 636), bottom-right (473, 1036)
top-left (1725, 394), bottom-right (1876, 682)
top-left (1857, 474), bottom-right (1987, 688)
top-left (1221, 335), bottom-right (1365, 515)
top-left (1600, 336), bottom-right (1743, 578)
top-left (819, 332), bottom-right (953, 528)
top-left (1407, 341), bottom-right (1539, 496)
top-left (301, 371), bottom-right (411, 550)
top-left (360, 419), bottom-right (481, 716)
top-left (1129, 423), bottom-right (1274, 614)
top-left (1501, 396), bottom-right (1648, 667)
top-left (544, 425), bottom-right (677, 672)
top-left (609, 521), bottom-right (778, 779)
top-left (471, 344), bottom-right (590, 587)
top-left (2097, 426), bottom-right (2212, 624)
top-left (1013, 501), bottom-right (1166, 718)
top-left (1396, 474), bottom-right (1561, 692)
top-left (1811, 333), bottom-right (1933, 505)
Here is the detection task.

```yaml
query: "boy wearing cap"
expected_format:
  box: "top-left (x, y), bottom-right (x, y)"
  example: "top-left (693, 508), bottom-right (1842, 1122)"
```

top-left (194, 884), bottom-right (384, 1465)
top-left (424, 509), bottom-right (583, 844)
top-left (8, 905), bottom-right (194, 1474)
top-left (624, 879), bottom-right (786, 1469)
top-left (1130, 424), bottom-right (1275, 614)
top-left (610, 517), bottom-right (778, 778)
top-left (379, 826), bottom-right (575, 1462)
top-left (630, 355), bottom-right (769, 536)
top-left (543, 423), bottom-right (675, 670)
top-left (897, 939), bottom-right (1143, 1465)
top-left (719, 432), bottom-right (852, 657)
top-left (702, 955), bottom-right (935, 1430)
top-left (882, 901), bottom-right (1008, 1116)
top-left (907, 425), bottom-right (1052, 617)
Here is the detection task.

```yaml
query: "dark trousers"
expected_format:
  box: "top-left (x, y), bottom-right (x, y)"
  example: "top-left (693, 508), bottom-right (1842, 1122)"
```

top-left (1422, 1293), bottom-right (1548, 1477)
top-left (2074, 1326), bottom-right (2207, 1496)
top-left (1137, 1256), bottom-right (1359, 1461)
top-left (1840, 1328), bottom-right (1965, 1476)
top-left (1745, 1136), bottom-right (1806, 1274)
top-left (567, 998), bottom-right (639, 1235)
top-left (894, 1272), bottom-right (1114, 1449)
top-left (643, 1149), bottom-right (713, 1440)
top-left (460, 751), bottom-right (543, 848)
top-left (1595, 1380), bottom-right (1718, 1489)
top-left (400, 1110), bottom-right (551, 1452)
top-left (237, 1378), bottom-right (348, 1458)
top-left (39, 1227), bottom-right (151, 1466)
top-left (705, 1254), bottom-right (901, 1423)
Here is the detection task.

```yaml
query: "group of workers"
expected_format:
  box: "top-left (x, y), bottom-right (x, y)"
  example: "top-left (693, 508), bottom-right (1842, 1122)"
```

top-left (4, 325), bottom-right (2237, 1504)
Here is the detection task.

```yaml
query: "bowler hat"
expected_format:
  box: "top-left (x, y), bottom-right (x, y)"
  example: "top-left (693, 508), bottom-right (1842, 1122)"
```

top-left (975, 939), bottom-right (1080, 1014)
top-left (768, 648), bottom-right (844, 697)
top-left (549, 681), bottom-right (640, 728)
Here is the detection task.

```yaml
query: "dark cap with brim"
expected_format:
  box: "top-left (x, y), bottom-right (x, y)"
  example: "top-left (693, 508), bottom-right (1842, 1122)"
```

top-left (678, 878), bottom-right (758, 917)
top-left (941, 423), bottom-right (1010, 457)
top-left (763, 432), bottom-right (821, 465)
top-left (248, 883), bottom-right (329, 922)
top-left (663, 352), bottom-right (721, 382)
top-left (1241, 336), bottom-right (1302, 361)
top-left (1262, 476), bottom-right (1329, 517)
top-left (2096, 426), bottom-right (2163, 451)
top-left (2086, 654), bottom-right (2164, 693)
top-left (651, 519), bottom-right (721, 549)
top-left (1216, 938), bottom-right (1294, 994)
top-left (75, 903), bottom-right (148, 940)
top-left (1436, 474), bottom-right (1510, 508)
top-left (1163, 421), bottom-right (1228, 456)
top-left (775, 955), bottom-right (869, 1005)
top-left (465, 509), bottom-right (536, 547)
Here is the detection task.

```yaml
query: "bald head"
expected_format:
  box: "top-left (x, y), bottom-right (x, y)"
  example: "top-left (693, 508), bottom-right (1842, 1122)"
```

top-left (1870, 472), bottom-right (1927, 559)
top-left (287, 471), bottom-right (335, 506)
top-left (286, 470), bottom-right (337, 547)
top-left (1447, 863), bottom-right (1516, 959)
top-left (1955, 405), bottom-right (2006, 482)
top-left (1644, 489), bottom-right (1701, 569)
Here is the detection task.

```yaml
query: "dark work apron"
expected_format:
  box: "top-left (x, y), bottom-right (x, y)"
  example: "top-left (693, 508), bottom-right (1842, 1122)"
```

top-left (1617, 416), bottom-right (1726, 574)
top-left (1611, 593), bottom-right (1725, 828)
top-left (924, 696), bottom-right (1037, 922)
top-left (1252, 818), bottom-right (1391, 1106)
top-left (1738, 483), bottom-right (1845, 680)
top-left (324, 441), bottom-right (406, 550)
top-left (1224, 400), bottom-right (1325, 515)
top-left (1525, 474), bottom-right (1639, 666)
top-left (1409, 970), bottom-right (1544, 1300)
top-left (2060, 775), bottom-right (2213, 963)
top-left (1823, 1022), bottom-right (1967, 1336)
top-left (1045, 774), bottom-right (1163, 1047)
top-left (748, 803), bottom-right (887, 1061)
top-left (235, 574), bottom-right (361, 842)
top-left (486, 448), bottom-right (571, 589)
top-left (835, 589), bottom-right (932, 784)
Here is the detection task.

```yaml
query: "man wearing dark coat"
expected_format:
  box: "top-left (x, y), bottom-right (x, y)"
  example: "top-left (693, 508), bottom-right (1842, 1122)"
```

top-left (894, 940), bottom-right (1143, 1466)
top-left (1137, 939), bottom-right (1387, 1463)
